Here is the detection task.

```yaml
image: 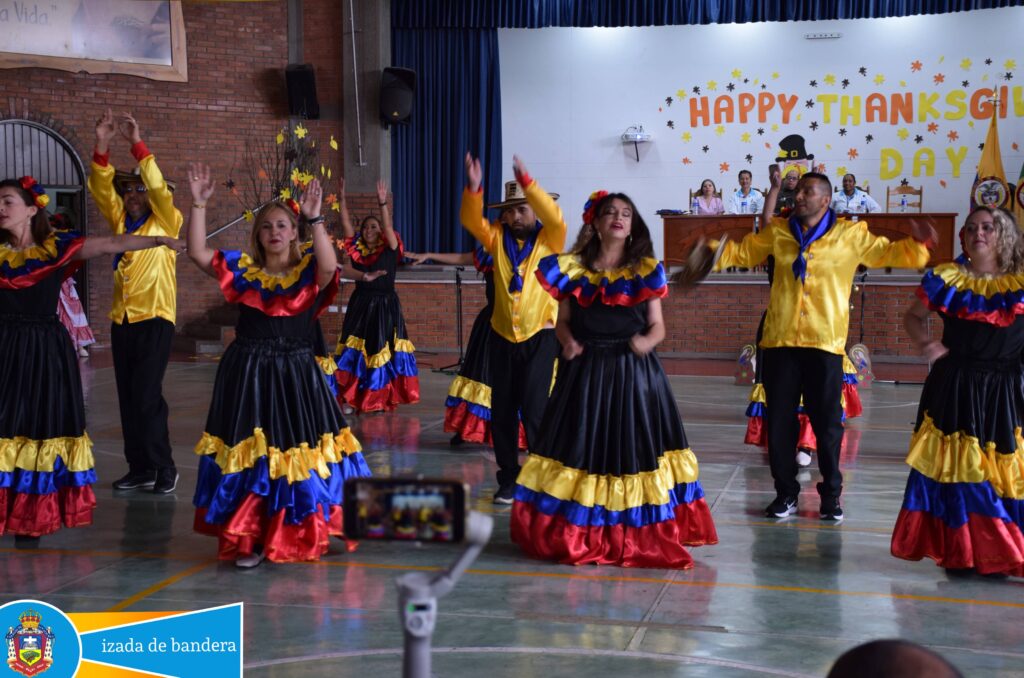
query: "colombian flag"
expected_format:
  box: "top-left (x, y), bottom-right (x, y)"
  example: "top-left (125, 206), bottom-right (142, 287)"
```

top-left (970, 107), bottom-right (1010, 211)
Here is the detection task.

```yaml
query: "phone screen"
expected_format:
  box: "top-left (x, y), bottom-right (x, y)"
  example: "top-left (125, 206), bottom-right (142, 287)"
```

top-left (343, 478), bottom-right (467, 543)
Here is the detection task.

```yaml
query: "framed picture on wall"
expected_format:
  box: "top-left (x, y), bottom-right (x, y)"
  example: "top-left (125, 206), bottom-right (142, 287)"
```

top-left (0, 0), bottom-right (187, 82)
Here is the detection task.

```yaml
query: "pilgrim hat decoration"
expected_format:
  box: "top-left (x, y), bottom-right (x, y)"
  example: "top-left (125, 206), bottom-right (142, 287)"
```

top-left (775, 134), bottom-right (814, 163)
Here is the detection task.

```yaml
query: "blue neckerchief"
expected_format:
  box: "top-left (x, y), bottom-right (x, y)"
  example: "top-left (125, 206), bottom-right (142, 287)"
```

top-left (502, 222), bottom-right (540, 293)
top-left (788, 209), bottom-right (835, 283)
top-left (113, 210), bottom-right (151, 270)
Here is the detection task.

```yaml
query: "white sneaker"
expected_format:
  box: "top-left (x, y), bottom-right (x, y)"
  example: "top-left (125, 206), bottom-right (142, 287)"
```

top-left (796, 450), bottom-right (813, 467)
top-left (342, 404), bottom-right (355, 415)
top-left (235, 551), bottom-right (266, 569)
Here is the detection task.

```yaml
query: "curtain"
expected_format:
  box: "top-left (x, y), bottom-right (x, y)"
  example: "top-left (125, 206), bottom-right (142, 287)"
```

top-left (392, 0), bottom-right (1019, 28)
top-left (391, 29), bottom-right (503, 254)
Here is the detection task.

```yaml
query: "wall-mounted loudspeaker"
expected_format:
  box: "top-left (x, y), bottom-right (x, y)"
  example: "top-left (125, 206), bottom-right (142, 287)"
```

top-left (286, 63), bottom-right (320, 120)
top-left (380, 67), bottom-right (415, 126)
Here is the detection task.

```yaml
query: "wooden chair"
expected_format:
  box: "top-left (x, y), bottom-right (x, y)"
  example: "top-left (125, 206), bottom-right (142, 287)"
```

top-left (886, 184), bottom-right (923, 212)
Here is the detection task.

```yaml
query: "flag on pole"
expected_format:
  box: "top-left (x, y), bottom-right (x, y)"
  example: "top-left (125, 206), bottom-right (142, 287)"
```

top-left (970, 105), bottom-right (1010, 211)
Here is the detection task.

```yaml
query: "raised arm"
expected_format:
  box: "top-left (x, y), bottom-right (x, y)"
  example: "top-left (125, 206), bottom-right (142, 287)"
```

top-left (714, 223), bottom-right (774, 270)
top-left (629, 297), bottom-right (666, 356)
top-left (855, 218), bottom-right (934, 269)
top-left (377, 179), bottom-right (399, 251)
top-left (459, 152), bottom-right (499, 252)
top-left (300, 177), bottom-right (337, 288)
top-left (405, 251), bottom-right (474, 266)
top-left (337, 177), bottom-right (355, 240)
top-left (762, 166), bottom-right (781, 223)
top-left (515, 155), bottom-right (567, 252)
top-left (903, 296), bottom-right (947, 362)
top-left (86, 108), bottom-right (126, 232)
top-left (185, 162), bottom-right (217, 277)
top-left (120, 113), bottom-right (181, 237)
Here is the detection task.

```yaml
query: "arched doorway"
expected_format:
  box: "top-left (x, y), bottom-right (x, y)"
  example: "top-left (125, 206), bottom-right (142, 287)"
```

top-left (0, 119), bottom-right (90, 312)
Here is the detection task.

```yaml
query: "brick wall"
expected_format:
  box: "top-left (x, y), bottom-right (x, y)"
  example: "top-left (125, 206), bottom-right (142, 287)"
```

top-left (328, 275), bottom-right (937, 362)
top-left (0, 1), bottom-right (383, 344)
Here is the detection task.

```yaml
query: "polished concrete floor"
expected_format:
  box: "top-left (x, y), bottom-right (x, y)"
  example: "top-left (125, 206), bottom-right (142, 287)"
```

top-left (2, 352), bottom-right (1022, 677)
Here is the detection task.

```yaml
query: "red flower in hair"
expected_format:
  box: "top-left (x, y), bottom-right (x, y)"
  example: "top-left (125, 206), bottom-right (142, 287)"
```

top-left (581, 190), bottom-right (609, 225)
top-left (284, 198), bottom-right (300, 216)
top-left (18, 175), bottom-right (49, 209)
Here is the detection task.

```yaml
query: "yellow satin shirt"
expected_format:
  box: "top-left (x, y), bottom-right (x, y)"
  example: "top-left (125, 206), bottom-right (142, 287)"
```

top-left (87, 154), bottom-right (182, 325)
top-left (460, 182), bottom-right (567, 343)
top-left (713, 215), bottom-right (930, 355)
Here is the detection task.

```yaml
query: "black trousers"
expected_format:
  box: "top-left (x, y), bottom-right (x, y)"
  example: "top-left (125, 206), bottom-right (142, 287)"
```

top-left (111, 318), bottom-right (175, 472)
top-left (762, 347), bottom-right (844, 499)
top-left (489, 328), bottom-right (558, 487)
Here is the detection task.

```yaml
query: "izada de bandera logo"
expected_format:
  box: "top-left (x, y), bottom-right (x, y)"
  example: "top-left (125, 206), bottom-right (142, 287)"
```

top-left (5, 609), bottom-right (56, 677)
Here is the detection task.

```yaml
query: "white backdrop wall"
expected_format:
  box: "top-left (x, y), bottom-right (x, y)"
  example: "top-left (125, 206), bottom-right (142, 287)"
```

top-left (499, 7), bottom-right (1024, 256)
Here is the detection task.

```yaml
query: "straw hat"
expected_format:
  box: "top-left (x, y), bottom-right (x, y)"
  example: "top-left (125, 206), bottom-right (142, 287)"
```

top-left (486, 181), bottom-right (558, 210)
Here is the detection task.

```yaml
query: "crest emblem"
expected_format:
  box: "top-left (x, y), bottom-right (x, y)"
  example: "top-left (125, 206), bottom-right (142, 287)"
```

top-left (6, 609), bottom-right (56, 677)
top-left (972, 176), bottom-right (1009, 209)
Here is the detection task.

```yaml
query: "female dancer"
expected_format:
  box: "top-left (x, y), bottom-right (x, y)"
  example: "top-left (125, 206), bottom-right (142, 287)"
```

top-left (333, 179), bottom-right (419, 413)
top-left (892, 206), bottom-right (1024, 577)
top-left (405, 246), bottom-right (526, 448)
top-left (0, 176), bottom-right (180, 546)
top-left (185, 164), bottom-right (369, 568)
top-left (512, 190), bottom-right (718, 568)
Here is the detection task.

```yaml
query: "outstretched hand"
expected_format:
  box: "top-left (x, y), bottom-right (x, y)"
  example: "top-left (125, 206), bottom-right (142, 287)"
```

top-left (464, 152), bottom-right (482, 192)
top-left (909, 218), bottom-right (938, 248)
top-left (188, 163), bottom-right (215, 204)
top-left (512, 155), bottom-right (532, 188)
top-left (376, 179), bottom-right (389, 206)
top-left (300, 178), bottom-right (323, 219)
top-left (158, 236), bottom-right (187, 253)
top-left (95, 108), bottom-right (116, 144)
top-left (118, 113), bottom-right (142, 145)
top-left (672, 236), bottom-right (718, 287)
top-left (405, 252), bottom-right (431, 265)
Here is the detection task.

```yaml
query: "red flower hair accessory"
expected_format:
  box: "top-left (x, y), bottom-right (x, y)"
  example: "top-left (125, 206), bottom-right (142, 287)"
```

top-left (19, 176), bottom-right (50, 209)
top-left (283, 198), bottom-right (300, 217)
top-left (581, 190), bottom-right (609, 225)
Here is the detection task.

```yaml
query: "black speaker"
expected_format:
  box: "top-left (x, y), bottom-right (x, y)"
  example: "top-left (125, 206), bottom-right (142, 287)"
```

top-left (380, 67), bottom-right (415, 126)
top-left (286, 63), bottom-right (320, 120)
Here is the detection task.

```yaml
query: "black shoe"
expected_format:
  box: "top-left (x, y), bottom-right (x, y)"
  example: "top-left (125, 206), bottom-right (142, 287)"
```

top-left (113, 470), bottom-right (156, 490)
top-left (152, 468), bottom-right (179, 494)
top-left (14, 535), bottom-right (40, 550)
top-left (820, 495), bottom-right (844, 522)
top-left (449, 433), bottom-right (464, 447)
top-left (493, 484), bottom-right (515, 505)
top-left (765, 495), bottom-right (797, 518)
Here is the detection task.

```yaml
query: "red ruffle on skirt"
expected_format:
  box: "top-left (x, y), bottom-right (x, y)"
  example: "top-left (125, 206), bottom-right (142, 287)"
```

top-left (891, 509), bottom-right (1024, 577)
top-left (842, 382), bottom-right (863, 418)
top-left (0, 486), bottom-right (96, 536)
top-left (338, 373), bottom-right (420, 413)
top-left (194, 494), bottom-right (345, 563)
top-left (444, 401), bottom-right (528, 448)
top-left (744, 415), bottom-right (765, 447)
top-left (511, 498), bottom-right (718, 569)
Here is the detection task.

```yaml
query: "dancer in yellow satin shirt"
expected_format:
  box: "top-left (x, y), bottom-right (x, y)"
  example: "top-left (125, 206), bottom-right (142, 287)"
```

top-left (709, 171), bottom-right (935, 521)
top-left (461, 153), bottom-right (565, 504)
top-left (87, 109), bottom-right (182, 495)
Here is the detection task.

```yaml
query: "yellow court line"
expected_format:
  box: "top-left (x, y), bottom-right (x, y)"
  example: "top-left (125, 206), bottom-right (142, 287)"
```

top-left (107, 560), bottom-right (217, 612)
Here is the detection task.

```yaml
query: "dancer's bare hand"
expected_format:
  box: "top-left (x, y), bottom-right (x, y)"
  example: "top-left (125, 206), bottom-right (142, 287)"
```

top-left (464, 152), bottom-right (482, 192)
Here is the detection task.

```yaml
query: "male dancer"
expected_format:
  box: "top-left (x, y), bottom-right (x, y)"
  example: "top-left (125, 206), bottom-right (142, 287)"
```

top-left (88, 109), bottom-right (181, 493)
top-left (460, 154), bottom-right (565, 503)
top-left (711, 172), bottom-right (934, 520)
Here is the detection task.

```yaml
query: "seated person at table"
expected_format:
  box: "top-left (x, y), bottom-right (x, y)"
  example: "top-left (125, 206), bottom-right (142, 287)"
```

top-left (773, 167), bottom-right (801, 215)
top-left (831, 174), bottom-right (881, 214)
top-left (726, 170), bottom-right (764, 215)
top-left (693, 179), bottom-right (724, 215)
